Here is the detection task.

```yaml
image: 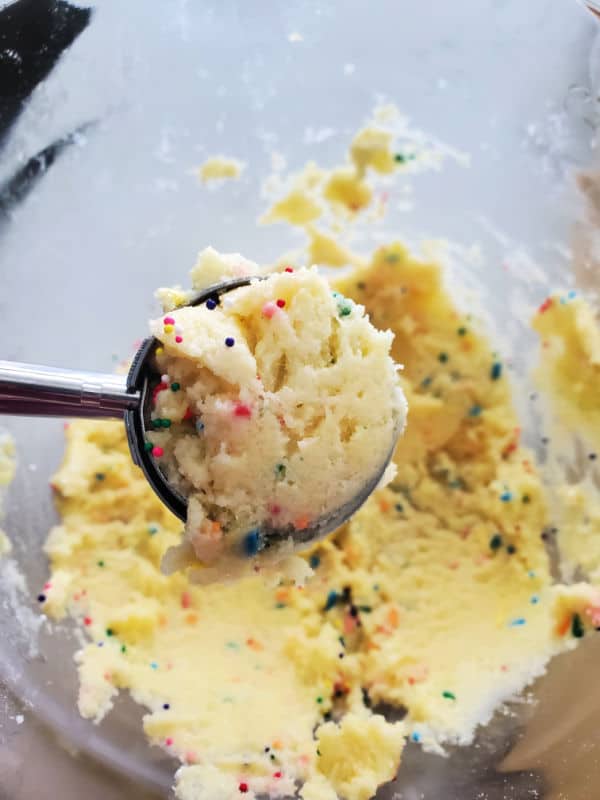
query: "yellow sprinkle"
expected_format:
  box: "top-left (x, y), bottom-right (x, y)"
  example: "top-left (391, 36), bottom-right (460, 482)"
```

top-left (163, 324), bottom-right (174, 334)
top-left (156, 347), bottom-right (164, 356)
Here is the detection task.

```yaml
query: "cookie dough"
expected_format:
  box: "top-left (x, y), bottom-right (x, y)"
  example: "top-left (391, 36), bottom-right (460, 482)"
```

top-left (41, 111), bottom-right (600, 800)
top-left (148, 257), bottom-right (406, 581)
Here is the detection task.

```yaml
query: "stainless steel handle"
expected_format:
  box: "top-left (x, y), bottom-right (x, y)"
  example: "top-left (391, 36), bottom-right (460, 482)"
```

top-left (0, 360), bottom-right (140, 419)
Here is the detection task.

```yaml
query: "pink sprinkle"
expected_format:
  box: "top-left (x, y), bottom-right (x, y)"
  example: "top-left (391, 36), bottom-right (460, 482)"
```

top-left (234, 403), bottom-right (252, 418)
top-left (152, 446), bottom-right (164, 457)
top-left (185, 751), bottom-right (198, 764)
top-left (175, 335), bottom-right (183, 343)
top-left (269, 504), bottom-right (282, 515)
top-left (262, 301), bottom-right (277, 319)
top-left (276, 298), bottom-right (286, 308)
top-left (500, 664), bottom-right (509, 672)
top-left (181, 591), bottom-right (191, 609)
top-left (63, 422), bottom-right (70, 430)
top-left (83, 616), bottom-right (92, 626)
top-left (44, 582), bottom-right (52, 590)
top-left (165, 737), bottom-right (174, 746)
top-left (163, 316), bottom-right (175, 325)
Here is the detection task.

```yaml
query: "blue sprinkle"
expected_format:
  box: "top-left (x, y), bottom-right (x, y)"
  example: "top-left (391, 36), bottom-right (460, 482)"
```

top-left (309, 554), bottom-right (321, 569)
top-left (509, 618), bottom-right (526, 627)
top-left (195, 419), bottom-right (205, 433)
top-left (468, 405), bottom-right (482, 417)
top-left (97, 642), bottom-right (104, 648)
top-left (530, 595), bottom-right (539, 605)
top-left (243, 528), bottom-right (262, 557)
top-left (500, 491), bottom-right (513, 502)
top-left (490, 362), bottom-right (502, 381)
top-left (150, 661), bottom-right (159, 670)
top-left (568, 289), bottom-right (577, 299)
top-left (528, 570), bottom-right (536, 578)
top-left (206, 298), bottom-right (218, 310)
top-left (421, 376), bottom-right (432, 387)
top-left (225, 337), bottom-right (235, 348)
top-left (411, 731), bottom-right (421, 743)
top-left (148, 524), bottom-right (159, 535)
top-left (324, 590), bottom-right (339, 611)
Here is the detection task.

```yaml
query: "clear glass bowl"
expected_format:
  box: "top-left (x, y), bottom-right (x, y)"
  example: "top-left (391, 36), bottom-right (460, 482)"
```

top-left (2, 1), bottom-right (600, 797)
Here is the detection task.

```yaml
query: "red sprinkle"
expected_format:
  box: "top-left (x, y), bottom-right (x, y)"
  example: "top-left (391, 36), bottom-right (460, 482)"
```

top-left (238, 783), bottom-right (249, 794)
top-left (181, 591), bottom-right (191, 609)
top-left (152, 382), bottom-right (168, 402)
top-left (83, 616), bottom-right (92, 626)
top-left (234, 403), bottom-right (252, 418)
top-left (276, 298), bottom-right (286, 308)
top-left (269, 504), bottom-right (282, 515)
top-left (284, 267), bottom-right (294, 273)
top-left (183, 407), bottom-right (194, 421)
top-left (152, 446), bottom-right (164, 457)
top-left (273, 771), bottom-right (282, 779)
top-left (538, 298), bottom-right (553, 314)
top-left (175, 335), bottom-right (183, 343)
top-left (163, 316), bottom-right (175, 325)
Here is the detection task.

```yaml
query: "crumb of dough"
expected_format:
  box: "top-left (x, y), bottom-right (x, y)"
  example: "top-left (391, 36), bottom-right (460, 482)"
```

top-left (260, 189), bottom-right (322, 226)
top-left (197, 156), bottom-right (244, 183)
top-left (41, 109), bottom-right (599, 800)
top-left (148, 254), bottom-right (406, 581)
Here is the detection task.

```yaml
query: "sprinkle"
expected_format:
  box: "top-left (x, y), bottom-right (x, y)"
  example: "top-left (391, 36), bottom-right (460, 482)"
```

top-left (121, 644), bottom-right (127, 653)
top-left (162, 418), bottom-right (172, 428)
top-left (84, 616), bottom-right (92, 626)
top-left (243, 529), bottom-right (262, 557)
top-left (95, 472), bottom-right (105, 481)
top-left (395, 503), bottom-right (404, 512)
top-left (468, 405), bottom-right (482, 417)
top-left (165, 737), bottom-right (174, 746)
top-left (273, 771), bottom-right (282, 779)
top-left (538, 297), bottom-right (553, 314)
top-left (438, 352), bottom-right (449, 363)
top-left (295, 514), bottom-right (310, 530)
top-left (152, 382), bottom-right (168, 401)
top-left (276, 298), bottom-right (286, 308)
top-left (170, 382), bottom-right (180, 392)
top-left (234, 403), bottom-right (252, 418)
top-left (175, 335), bottom-right (183, 343)
top-left (284, 267), bottom-right (294, 273)
top-left (411, 732), bottom-right (421, 743)
top-left (509, 618), bottom-right (526, 627)
top-left (206, 298), bottom-right (218, 310)
top-left (163, 316), bottom-right (175, 325)
top-left (225, 337), bottom-right (235, 347)
top-left (181, 591), bottom-right (191, 609)
top-left (106, 628), bottom-right (114, 637)
top-left (195, 420), bottom-right (205, 433)
top-left (490, 362), bottom-right (502, 380)
top-left (148, 525), bottom-right (159, 535)
top-left (155, 346), bottom-right (164, 356)
top-left (316, 696), bottom-right (323, 704)
top-left (489, 534), bottom-right (503, 550)
top-left (421, 376), bottom-right (432, 387)
top-left (151, 446), bottom-right (164, 458)
top-left (262, 301), bottom-right (277, 319)
top-left (522, 494), bottom-right (530, 504)
top-left (144, 441), bottom-right (153, 452)
top-left (572, 613), bottom-right (585, 638)
top-left (163, 703), bottom-right (170, 710)
top-left (500, 491), bottom-right (513, 502)
top-left (324, 590), bottom-right (339, 611)
top-left (97, 560), bottom-right (105, 567)
top-left (152, 419), bottom-right (163, 429)
top-left (457, 327), bottom-right (467, 336)
top-left (37, 594), bottom-right (46, 603)
top-left (150, 662), bottom-right (158, 670)
top-left (528, 570), bottom-right (536, 578)
top-left (506, 544), bottom-right (517, 555)
top-left (589, 453), bottom-right (598, 461)
top-left (274, 463), bottom-right (286, 480)
top-left (239, 783), bottom-right (249, 794)
top-left (309, 554), bottom-right (321, 569)
top-left (163, 324), bottom-right (174, 334)
top-left (530, 595), bottom-right (539, 604)
top-left (442, 691), bottom-right (456, 700)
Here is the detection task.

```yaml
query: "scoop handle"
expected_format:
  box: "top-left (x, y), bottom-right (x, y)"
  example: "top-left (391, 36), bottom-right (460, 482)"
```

top-left (0, 359), bottom-right (140, 418)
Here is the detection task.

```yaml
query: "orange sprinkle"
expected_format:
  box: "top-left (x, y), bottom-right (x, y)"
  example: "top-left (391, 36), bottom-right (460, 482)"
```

top-left (275, 588), bottom-right (289, 602)
top-left (272, 740), bottom-right (283, 749)
top-left (378, 498), bottom-right (391, 513)
top-left (556, 615), bottom-right (571, 637)
top-left (538, 297), bottom-right (553, 314)
top-left (158, 613), bottom-right (168, 627)
top-left (185, 613), bottom-right (198, 625)
top-left (246, 637), bottom-right (264, 651)
top-left (295, 515), bottom-right (310, 530)
top-left (386, 607), bottom-right (400, 628)
top-left (181, 591), bottom-right (191, 609)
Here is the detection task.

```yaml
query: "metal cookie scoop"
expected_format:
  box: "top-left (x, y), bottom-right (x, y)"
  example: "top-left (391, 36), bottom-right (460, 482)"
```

top-left (0, 277), bottom-right (402, 551)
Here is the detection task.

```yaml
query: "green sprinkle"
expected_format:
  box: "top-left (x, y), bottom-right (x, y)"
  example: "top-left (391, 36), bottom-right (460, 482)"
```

top-left (339, 304), bottom-right (352, 317)
top-left (468, 405), bottom-right (482, 417)
top-left (490, 362), bottom-right (502, 380)
top-left (395, 503), bottom-right (404, 512)
top-left (317, 749), bottom-right (322, 757)
top-left (385, 252), bottom-right (399, 263)
top-left (106, 628), bottom-right (114, 637)
top-left (356, 282), bottom-right (366, 290)
top-left (144, 441), bottom-right (153, 452)
top-left (522, 495), bottom-right (530, 504)
top-left (121, 644), bottom-right (127, 653)
top-left (170, 382), bottom-right (181, 392)
top-left (506, 544), bottom-right (517, 555)
top-left (275, 602), bottom-right (286, 609)
top-left (442, 691), bottom-right (456, 700)
top-left (97, 560), bottom-right (105, 567)
top-left (457, 327), bottom-right (467, 336)
top-left (148, 525), bottom-right (159, 535)
top-left (394, 152), bottom-right (415, 163)
top-left (152, 419), bottom-right (163, 429)
top-left (226, 641), bottom-right (239, 650)
top-left (571, 613), bottom-right (585, 638)
top-left (489, 534), bottom-right (503, 550)
top-left (438, 352), bottom-right (449, 363)
top-left (358, 605), bottom-right (372, 613)
top-left (316, 696), bottom-right (323, 704)
top-left (161, 418), bottom-right (172, 428)
top-left (274, 463), bottom-right (286, 480)
top-left (95, 473), bottom-right (105, 481)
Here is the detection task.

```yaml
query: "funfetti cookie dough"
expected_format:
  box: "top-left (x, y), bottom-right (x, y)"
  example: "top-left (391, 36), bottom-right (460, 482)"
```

top-left (148, 254), bottom-right (406, 583)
